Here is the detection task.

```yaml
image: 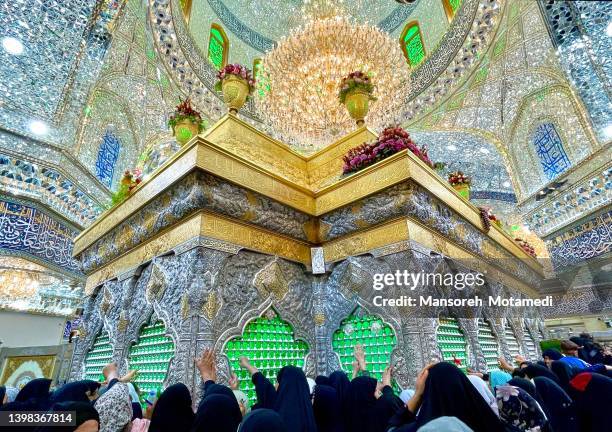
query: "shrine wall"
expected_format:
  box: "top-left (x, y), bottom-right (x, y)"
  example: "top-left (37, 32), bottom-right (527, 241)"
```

top-left (0, 310), bottom-right (66, 348)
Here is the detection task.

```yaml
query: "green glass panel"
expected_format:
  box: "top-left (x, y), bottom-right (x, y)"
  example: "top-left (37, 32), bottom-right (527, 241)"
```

top-left (331, 308), bottom-right (397, 382)
top-left (523, 327), bottom-right (538, 361)
top-left (436, 317), bottom-right (468, 373)
top-left (505, 324), bottom-right (521, 359)
top-left (449, 0), bottom-right (462, 13)
top-left (208, 28), bottom-right (225, 70)
top-left (404, 26), bottom-right (425, 66)
top-left (128, 321), bottom-right (175, 402)
top-left (83, 330), bottom-right (113, 382)
top-left (477, 319), bottom-right (500, 371)
top-left (403, 26), bottom-right (419, 42)
top-left (223, 312), bottom-right (309, 406)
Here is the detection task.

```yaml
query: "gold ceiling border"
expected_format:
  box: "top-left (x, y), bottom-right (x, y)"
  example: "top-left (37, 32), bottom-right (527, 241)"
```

top-left (84, 210), bottom-right (311, 295)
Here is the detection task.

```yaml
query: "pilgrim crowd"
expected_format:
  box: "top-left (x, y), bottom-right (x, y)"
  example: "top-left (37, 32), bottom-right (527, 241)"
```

top-left (0, 334), bottom-right (611, 432)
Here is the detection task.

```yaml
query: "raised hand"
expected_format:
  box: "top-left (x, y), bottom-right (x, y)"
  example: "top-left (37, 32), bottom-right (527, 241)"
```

top-left (239, 356), bottom-right (259, 376)
top-left (195, 348), bottom-right (217, 382)
top-left (118, 369), bottom-right (138, 383)
top-left (229, 372), bottom-right (239, 390)
top-left (382, 365), bottom-right (393, 387)
top-left (354, 344), bottom-right (366, 371)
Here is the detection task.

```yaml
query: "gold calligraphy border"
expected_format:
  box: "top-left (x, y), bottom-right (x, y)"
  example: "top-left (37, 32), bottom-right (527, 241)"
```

top-left (84, 211), bottom-right (311, 294)
top-left (322, 217), bottom-right (539, 297)
top-left (74, 115), bottom-right (542, 274)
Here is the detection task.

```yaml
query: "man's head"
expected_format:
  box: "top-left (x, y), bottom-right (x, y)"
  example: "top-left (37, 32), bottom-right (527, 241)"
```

top-left (560, 340), bottom-right (580, 357)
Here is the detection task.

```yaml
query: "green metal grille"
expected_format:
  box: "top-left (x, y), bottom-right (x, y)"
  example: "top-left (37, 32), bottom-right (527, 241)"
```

top-left (84, 330), bottom-right (113, 382)
top-left (504, 324), bottom-right (521, 359)
top-left (332, 309), bottom-right (397, 380)
top-left (128, 321), bottom-right (175, 397)
top-left (523, 328), bottom-right (538, 361)
top-left (477, 319), bottom-right (499, 371)
top-left (208, 28), bottom-right (225, 70)
top-left (224, 313), bottom-right (309, 406)
top-left (437, 318), bottom-right (467, 372)
top-left (403, 25), bottom-right (425, 66)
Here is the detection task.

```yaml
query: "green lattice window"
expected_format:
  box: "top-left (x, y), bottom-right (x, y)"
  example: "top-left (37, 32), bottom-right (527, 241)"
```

top-left (401, 23), bottom-right (425, 67)
top-left (332, 309), bottom-right (397, 381)
top-left (477, 319), bottom-right (500, 371)
top-left (128, 321), bottom-right (175, 398)
top-left (437, 318), bottom-right (467, 372)
top-left (523, 327), bottom-right (538, 361)
top-left (224, 312), bottom-right (309, 406)
top-left (84, 330), bottom-right (113, 382)
top-left (208, 24), bottom-right (228, 70)
top-left (504, 324), bottom-right (521, 359)
top-left (253, 58), bottom-right (270, 97)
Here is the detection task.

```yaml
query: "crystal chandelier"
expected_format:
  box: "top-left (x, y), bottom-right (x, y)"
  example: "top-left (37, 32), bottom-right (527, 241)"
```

top-left (257, 7), bottom-right (410, 151)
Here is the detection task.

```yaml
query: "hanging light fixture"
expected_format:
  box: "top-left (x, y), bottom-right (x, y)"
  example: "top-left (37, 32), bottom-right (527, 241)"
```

top-left (256, 1), bottom-right (410, 151)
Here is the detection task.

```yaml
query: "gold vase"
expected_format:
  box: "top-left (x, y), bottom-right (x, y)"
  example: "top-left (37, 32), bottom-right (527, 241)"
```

top-left (173, 118), bottom-right (200, 146)
top-left (345, 89), bottom-right (370, 126)
top-left (452, 183), bottom-right (470, 200)
top-left (222, 75), bottom-right (250, 114)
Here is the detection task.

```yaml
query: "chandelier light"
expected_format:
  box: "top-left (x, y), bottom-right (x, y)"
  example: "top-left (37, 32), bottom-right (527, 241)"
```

top-left (257, 13), bottom-right (410, 150)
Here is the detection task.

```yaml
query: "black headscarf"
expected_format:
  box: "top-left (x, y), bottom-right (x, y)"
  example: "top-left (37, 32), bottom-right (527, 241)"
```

top-left (329, 370), bottom-right (350, 422)
top-left (203, 382), bottom-right (237, 400)
top-left (273, 366), bottom-right (317, 432)
top-left (533, 376), bottom-right (578, 432)
top-left (313, 384), bottom-right (344, 432)
top-left (551, 360), bottom-right (577, 394)
top-left (34, 401), bottom-right (100, 432)
top-left (149, 383), bottom-right (194, 432)
top-left (316, 375), bottom-right (331, 386)
top-left (346, 375), bottom-right (403, 432)
top-left (414, 362), bottom-right (505, 432)
top-left (0, 387), bottom-right (5, 407)
top-left (192, 394), bottom-right (242, 432)
top-left (542, 348), bottom-right (563, 361)
top-left (523, 364), bottom-right (560, 384)
top-left (569, 372), bottom-right (612, 431)
top-left (16, 378), bottom-right (52, 402)
top-left (51, 380), bottom-right (100, 403)
top-left (239, 408), bottom-right (287, 432)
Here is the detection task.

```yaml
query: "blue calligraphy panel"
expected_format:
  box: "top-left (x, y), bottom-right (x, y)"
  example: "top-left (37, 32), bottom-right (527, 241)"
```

top-left (532, 123), bottom-right (571, 180)
top-left (547, 210), bottom-right (611, 269)
top-left (0, 198), bottom-right (81, 274)
top-left (95, 130), bottom-right (121, 188)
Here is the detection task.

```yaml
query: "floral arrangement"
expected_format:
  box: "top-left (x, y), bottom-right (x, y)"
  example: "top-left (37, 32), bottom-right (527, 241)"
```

top-left (342, 126), bottom-right (433, 175)
top-left (448, 171), bottom-right (471, 186)
top-left (515, 237), bottom-right (536, 258)
top-left (111, 169), bottom-right (142, 206)
top-left (215, 63), bottom-right (256, 98)
top-left (167, 98), bottom-right (206, 131)
top-left (338, 71), bottom-right (376, 104)
top-left (478, 207), bottom-right (501, 232)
